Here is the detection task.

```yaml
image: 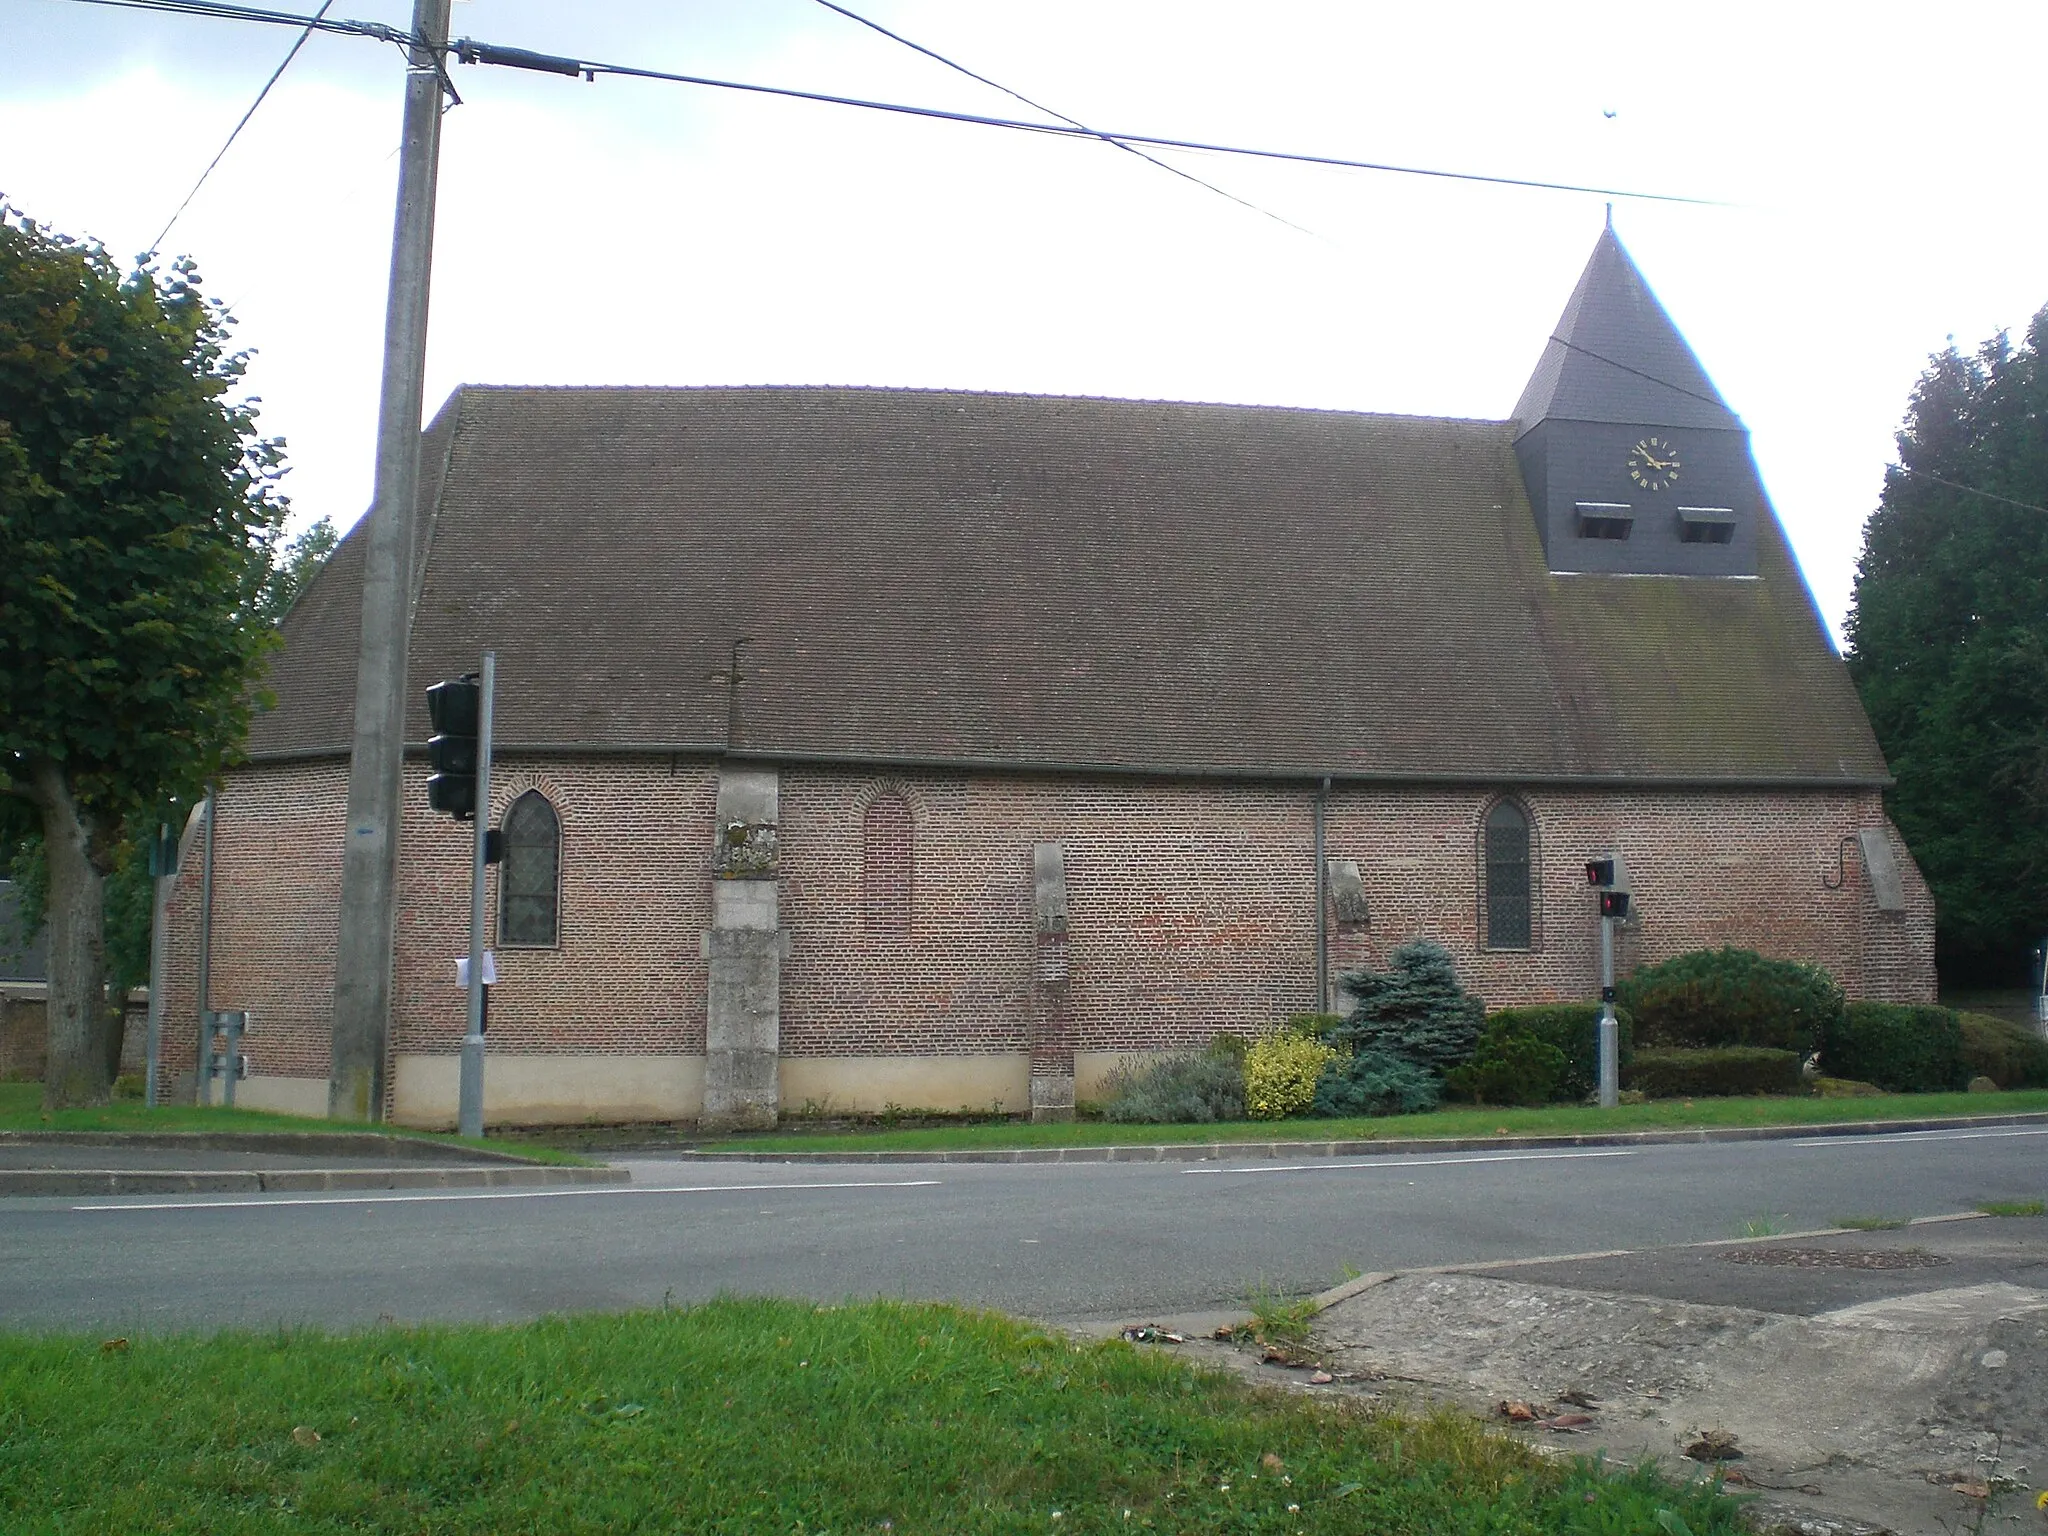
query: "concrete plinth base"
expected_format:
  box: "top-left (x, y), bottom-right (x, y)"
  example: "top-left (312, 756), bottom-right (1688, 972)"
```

top-left (1030, 1073), bottom-right (1076, 1122)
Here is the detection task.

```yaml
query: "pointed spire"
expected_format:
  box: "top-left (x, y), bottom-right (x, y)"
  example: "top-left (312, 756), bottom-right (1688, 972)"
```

top-left (1513, 224), bottom-right (1742, 434)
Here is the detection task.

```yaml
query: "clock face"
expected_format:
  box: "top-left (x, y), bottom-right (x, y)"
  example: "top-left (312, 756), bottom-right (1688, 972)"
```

top-left (1627, 435), bottom-right (1682, 492)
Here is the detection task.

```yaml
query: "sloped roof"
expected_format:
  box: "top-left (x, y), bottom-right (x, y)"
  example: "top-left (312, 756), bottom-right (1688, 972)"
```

top-left (1513, 225), bottom-right (1745, 435)
top-left (252, 384), bottom-right (1888, 786)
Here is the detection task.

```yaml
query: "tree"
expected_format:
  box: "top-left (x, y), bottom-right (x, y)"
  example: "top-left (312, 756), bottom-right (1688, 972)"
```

top-left (0, 205), bottom-right (287, 1107)
top-left (1844, 306), bottom-right (2048, 986)
top-left (1328, 939), bottom-right (1485, 1077)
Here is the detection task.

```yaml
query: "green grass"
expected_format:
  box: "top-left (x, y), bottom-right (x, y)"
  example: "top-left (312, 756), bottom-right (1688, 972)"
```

top-left (1977, 1198), bottom-right (2046, 1218)
top-left (615, 1089), bottom-right (2048, 1156)
top-left (1830, 1215), bottom-right (1909, 1231)
top-left (1735, 1214), bottom-right (1788, 1238)
top-left (0, 1300), bottom-right (1745, 1535)
top-left (0, 1082), bottom-right (588, 1165)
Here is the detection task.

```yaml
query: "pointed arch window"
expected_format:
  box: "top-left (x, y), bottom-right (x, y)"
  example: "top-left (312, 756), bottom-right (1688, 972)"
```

top-left (499, 791), bottom-right (561, 948)
top-left (862, 792), bottom-right (913, 935)
top-left (1482, 799), bottom-right (1533, 951)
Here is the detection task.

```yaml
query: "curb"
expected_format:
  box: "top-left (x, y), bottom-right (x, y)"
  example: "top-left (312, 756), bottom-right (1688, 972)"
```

top-left (0, 1131), bottom-right (560, 1167)
top-left (641, 1110), bottom-right (2048, 1165)
top-left (1304, 1209), bottom-right (1994, 1314)
top-left (0, 1164), bottom-right (630, 1197)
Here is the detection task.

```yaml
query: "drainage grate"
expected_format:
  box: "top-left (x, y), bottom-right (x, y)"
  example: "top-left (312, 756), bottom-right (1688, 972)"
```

top-left (1720, 1246), bottom-right (1951, 1270)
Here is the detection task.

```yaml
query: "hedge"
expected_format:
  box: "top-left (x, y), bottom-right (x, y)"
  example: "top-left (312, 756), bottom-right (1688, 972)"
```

top-left (1617, 948), bottom-right (1843, 1054)
top-left (1624, 1046), bottom-right (1805, 1098)
top-left (1478, 1003), bottom-right (1634, 1101)
top-left (1958, 1011), bottom-right (2048, 1089)
top-left (1820, 1002), bottom-right (1967, 1093)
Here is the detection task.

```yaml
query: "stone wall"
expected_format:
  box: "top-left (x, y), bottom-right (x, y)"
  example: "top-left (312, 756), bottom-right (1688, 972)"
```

top-left (156, 753), bottom-right (1937, 1123)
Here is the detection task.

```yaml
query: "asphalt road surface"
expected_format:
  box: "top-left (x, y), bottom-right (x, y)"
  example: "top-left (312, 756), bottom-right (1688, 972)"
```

top-left (3, 1125), bottom-right (2044, 1334)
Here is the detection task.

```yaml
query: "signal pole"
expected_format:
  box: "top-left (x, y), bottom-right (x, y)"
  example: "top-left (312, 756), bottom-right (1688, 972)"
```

top-left (331, 0), bottom-right (455, 1121)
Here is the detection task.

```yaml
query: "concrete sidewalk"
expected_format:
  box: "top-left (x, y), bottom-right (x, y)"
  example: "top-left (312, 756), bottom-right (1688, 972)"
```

top-left (1289, 1215), bottom-right (2048, 1536)
top-left (0, 1131), bottom-right (628, 1196)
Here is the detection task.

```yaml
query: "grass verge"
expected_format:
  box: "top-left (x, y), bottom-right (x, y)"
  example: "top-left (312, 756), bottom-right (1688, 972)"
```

top-left (0, 1299), bottom-right (1743, 1535)
top-left (0, 1082), bottom-right (588, 1165)
top-left (542, 1089), bottom-right (2048, 1156)
top-left (1977, 1198), bottom-right (2046, 1218)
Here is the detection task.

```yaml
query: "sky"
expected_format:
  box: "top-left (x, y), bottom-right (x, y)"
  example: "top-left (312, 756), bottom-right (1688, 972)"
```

top-left (5, 0), bottom-right (2046, 644)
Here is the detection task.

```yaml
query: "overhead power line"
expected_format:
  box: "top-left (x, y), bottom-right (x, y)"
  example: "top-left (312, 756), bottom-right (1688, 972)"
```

top-left (1893, 465), bottom-right (2048, 516)
top-left (149, 0), bottom-right (335, 252)
top-left (66, 0), bottom-right (405, 45)
top-left (808, 0), bottom-right (1316, 237)
top-left (60, 0), bottom-right (1723, 207)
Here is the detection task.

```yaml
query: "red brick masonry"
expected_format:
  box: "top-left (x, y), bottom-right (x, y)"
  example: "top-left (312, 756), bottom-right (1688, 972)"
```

top-left (156, 756), bottom-right (1934, 1121)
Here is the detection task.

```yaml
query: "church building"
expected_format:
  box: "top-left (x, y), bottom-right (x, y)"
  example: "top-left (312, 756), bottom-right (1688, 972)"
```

top-left (156, 227), bottom-right (1935, 1127)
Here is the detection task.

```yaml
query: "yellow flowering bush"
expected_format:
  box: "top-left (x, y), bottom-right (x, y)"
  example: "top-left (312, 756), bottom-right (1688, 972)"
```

top-left (1243, 1030), bottom-right (1338, 1120)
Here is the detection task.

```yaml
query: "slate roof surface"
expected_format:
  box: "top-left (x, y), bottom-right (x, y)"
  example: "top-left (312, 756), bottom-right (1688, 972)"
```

top-left (1512, 225), bottom-right (1746, 435)
top-left (252, 384), bottom-right (1889, 786)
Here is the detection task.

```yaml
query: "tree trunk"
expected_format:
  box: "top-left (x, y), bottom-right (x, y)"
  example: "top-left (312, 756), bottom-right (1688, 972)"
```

top-left (27, 757), bottom-right (113, 1109)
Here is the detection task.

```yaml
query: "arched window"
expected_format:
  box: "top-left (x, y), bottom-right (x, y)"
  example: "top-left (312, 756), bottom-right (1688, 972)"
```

top-left (499, 791), bottom-right (560, 947)
top-left (862, 792), bottom-right (913, 934)
top-left (1482, 799), bottom-right (1532, 950)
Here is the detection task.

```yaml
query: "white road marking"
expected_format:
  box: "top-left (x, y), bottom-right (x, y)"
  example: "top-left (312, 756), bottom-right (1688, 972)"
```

top-left (1180, 1149), bottom-right (1639, 1176)
top-left (1792, 1126), bottom-right (2048, 1148)
top-left (72, 1178), bottom-right (942, 1213)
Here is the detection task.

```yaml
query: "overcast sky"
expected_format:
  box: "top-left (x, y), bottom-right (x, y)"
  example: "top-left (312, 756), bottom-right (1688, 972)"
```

top-left (6, 0), bottom-right (2046, 643)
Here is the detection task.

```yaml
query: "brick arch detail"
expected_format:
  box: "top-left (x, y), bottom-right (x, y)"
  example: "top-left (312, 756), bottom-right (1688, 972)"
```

top-left (1475, 791), bottom-right (1542, 952)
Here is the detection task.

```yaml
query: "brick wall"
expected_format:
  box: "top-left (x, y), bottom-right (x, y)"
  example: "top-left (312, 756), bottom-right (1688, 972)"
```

top-left (158, 754), bottom-right (1936, 1116)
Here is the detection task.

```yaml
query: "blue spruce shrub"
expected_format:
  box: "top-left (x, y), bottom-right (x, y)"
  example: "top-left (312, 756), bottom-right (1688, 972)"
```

top-left (1311, 1049), bottom-right (1442, 1117)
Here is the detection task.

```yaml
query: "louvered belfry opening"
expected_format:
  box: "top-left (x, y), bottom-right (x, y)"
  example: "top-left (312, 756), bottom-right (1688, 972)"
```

top-left (499, 790), bottom-right (561, 947)
top-left (1484, 799), bottom-right (1532, 950)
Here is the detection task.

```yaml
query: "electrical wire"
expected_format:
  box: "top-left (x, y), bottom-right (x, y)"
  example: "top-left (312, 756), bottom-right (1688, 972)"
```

top-left (149, 0), bottom-right (335, 252)
top-left (808, 0), bottom-right (1316, 237)
top-left (56, 0), bottom-right (1722, 206)
top-left (1891, 466), bottom-right (2048, 516)
top-left (63, 0), bottom-right (404, 46)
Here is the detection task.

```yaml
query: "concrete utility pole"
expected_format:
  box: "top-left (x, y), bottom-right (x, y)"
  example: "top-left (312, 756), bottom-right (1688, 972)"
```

top-left (330, 0), bottom-right (454, 1121)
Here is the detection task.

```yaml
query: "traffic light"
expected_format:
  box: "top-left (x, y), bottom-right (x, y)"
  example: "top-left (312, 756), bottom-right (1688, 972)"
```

top-left (426, 676), bottom-right (481, 820)
top-left (1585, 858), bottom-right (1615, 887)
top-left (1599, 889), bottom-right (1631, 920)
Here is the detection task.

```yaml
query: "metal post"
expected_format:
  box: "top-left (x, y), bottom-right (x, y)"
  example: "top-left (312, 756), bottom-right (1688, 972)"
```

top-left (457, 651), bottom-right (495, 1140)
top-left (1312, 777), bottom-right (1329, 1014)
top-left (1598, 913), bottom-right (1619, 1108)
top-left (195, 788), bottom-right (216, 1105)
top-left (222, 1012), bottom-right (242, 1109)
top-left (331, 0), bottom-right (454, 1123)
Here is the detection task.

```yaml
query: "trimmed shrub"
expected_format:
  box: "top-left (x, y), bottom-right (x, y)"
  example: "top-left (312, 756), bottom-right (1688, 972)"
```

top-left (1480, 1003), bottom-right (1635, 1101)
top-left (1205, 1032), bottom-right (1250, 1065)
top-left (1330, 940), bottom-right (1484, 1077)
top-left (1958, 1011), bottom-right (2048, 1089)
top-left (1283, 1012), bottom-right (1345, 1040)
top-left (1244, 1032), bottom-right (1338, 1120)
top-left (1625, 1046), bottom-right (1804, 1098)
top-left (1099, 1053), bottom-right (1245, 1123)
top-left (1820, 1002), bottom-right (1967, 1093)
top-left (1617, 948), bottom-right (1844, 1054)
top-left (1312, 1049), bottom-right (1441, 1117)
top-left (1443, 1027), bottom-right (1568, 1106)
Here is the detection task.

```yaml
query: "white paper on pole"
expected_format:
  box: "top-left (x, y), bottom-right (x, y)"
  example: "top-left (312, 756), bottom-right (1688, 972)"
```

top-left (454, 952), bottom-right (498, 987)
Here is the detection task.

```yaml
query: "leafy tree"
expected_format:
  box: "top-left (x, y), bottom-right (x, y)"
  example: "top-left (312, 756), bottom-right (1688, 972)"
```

top-left (0, 205), bottom-right (286, 1107)
top-left (1845, 306), bottom-right (2048, 985)
top-left (1328, 939), bottom-right (1484, 1077)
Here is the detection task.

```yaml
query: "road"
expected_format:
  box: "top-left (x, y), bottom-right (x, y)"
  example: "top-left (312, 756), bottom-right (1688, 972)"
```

top-left (3, 1125), bottom-right (2044, 1334)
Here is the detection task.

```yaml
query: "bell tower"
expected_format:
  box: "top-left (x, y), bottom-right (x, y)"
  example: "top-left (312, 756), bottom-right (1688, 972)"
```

top-left (1513, 220), bottom-right (1759, 576)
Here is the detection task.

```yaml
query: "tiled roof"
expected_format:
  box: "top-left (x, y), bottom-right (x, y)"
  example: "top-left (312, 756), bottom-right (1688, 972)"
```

top-left (250, 383), bottom-right (1887, 786)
